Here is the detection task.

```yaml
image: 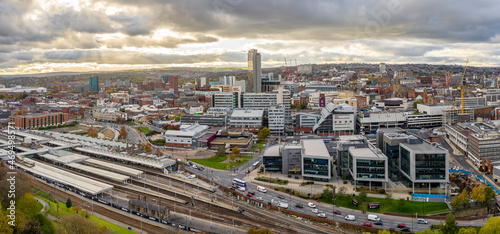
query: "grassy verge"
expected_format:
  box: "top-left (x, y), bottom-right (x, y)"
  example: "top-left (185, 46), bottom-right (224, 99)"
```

top-left (127, 122), bottom-right (137, 126)
top-left (191, 155), bottom-right (253, 170)
top-left (137, 126), bottom-right (153, 134)
top-left (320, 194), bottom-right (450, 215)
top-left (252, 142), bottom-right (266, 151)
top-left (39, 197), bottom-right (135, 234)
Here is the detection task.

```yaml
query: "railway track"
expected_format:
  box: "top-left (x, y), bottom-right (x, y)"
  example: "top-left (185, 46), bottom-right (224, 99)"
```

top-left (29, 158), bottom-right (304, 233)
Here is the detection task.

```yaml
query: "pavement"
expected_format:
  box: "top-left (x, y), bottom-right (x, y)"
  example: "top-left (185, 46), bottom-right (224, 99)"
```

top-left (35, 197), bottom-right (57, 221)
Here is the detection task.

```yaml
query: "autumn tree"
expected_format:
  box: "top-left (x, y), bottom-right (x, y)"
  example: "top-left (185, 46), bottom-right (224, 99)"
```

top-left (143, 143), bottom-right (152, 154)
top-left (155, 148), bottom-right (163, 157)
top-left (451, 190), bottom-right (470, 209)
top-left (479, 216), bottom-right (500, 234)
top-left (0, 93), bottom-right (5, 99)
top-left (257, 127), bottom-right (270, 141)
top-left (20, 220), bottom-right (42, 234)
top-left (471, 185), bottom-right (496, 207)
top-left (458, 227), bottom-right (479, 234)
top-left (441, 213), bottom-right (459, 234)
top-left (17, 193), bottom-right (41, 220)
top-left (232, 146), bottom-right (240, 157)
top-left (0, 204), bottom-right (14, 234)
top-left (59, 214), bottom-right (110, 234)
top-left (377, 230), bottom-right (391, 234)
top-left (119, 126), bottom-right (128, 139)
top-left (87, 127), bottom-right (98, 138)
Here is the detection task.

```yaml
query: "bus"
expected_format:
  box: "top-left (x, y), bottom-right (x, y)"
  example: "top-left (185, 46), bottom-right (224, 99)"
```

top-left (232, 178), bottom-right (247, 189)
top-left (251, 161), bottom-right (260, 170)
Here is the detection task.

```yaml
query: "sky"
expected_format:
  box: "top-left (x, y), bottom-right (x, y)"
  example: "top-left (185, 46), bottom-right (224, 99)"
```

top-left (1, 0), bottom-right (500, 74)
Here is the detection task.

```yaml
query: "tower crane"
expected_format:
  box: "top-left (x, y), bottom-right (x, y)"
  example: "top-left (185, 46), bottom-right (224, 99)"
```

top-left (460, 59), bottom-right (469, 114)
top-left (295, 59), bottom-right (299, 82)
top-left (284, 58), bottom-right (290, 81)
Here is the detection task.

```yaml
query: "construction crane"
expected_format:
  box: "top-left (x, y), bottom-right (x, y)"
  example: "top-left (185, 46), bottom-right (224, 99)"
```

top-left (284, 58), bottom-right (290, 81)
top-left (460, 59), bottom-right (469, 114)
top-left (295, 59), bottom-right (299, 82)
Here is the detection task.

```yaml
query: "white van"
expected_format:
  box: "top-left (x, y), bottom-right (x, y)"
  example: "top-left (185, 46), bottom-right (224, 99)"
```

top-left (277, 203), bottom-right (289, 209)
top-left (257, 186), bottom-right (267, 193)
top-left (367, 214), bottom-right (380, 221)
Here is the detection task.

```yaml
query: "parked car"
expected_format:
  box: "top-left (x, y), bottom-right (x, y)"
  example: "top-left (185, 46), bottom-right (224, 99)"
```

top-left (397, 224), bottom-right (406, 228)
top-left (295, 204), bottom-right (304, 208)
top-left (363, 222), bottom-right (372, 227)
top-left (374, 220), bottom-right (383, 226)
top-left (311, 209), bottom-right (319, 213)
top-left (345, 215), bottom-right (356, 221)
top-left (318, 213), bottom-right (326, 218)
top-left (277, 195), bottom-right (285, 199)
top-left (417, 218), bottom-right (428, 224)
top-left (308, 202), bottom-right (316, 208)
top-left (333, 210), bottom-right (341, 215)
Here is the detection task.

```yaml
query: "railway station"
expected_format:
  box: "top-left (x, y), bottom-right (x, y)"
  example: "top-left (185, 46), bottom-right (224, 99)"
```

top-left (83, 158), bottom-right (144, 178)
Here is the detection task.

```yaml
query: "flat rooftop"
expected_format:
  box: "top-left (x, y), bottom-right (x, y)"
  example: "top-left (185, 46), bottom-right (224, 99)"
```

top-left (210, 137), bottom-right (252, 145)
top-left (231, 109), bottom-right (264, 118)
top-left (302, 139), bottom-right (329, 157)
top-left (349, 147), bottom-right (385, 159)
top-left (338, 135), bottom-right (365, 142)
top-left (263, 145), bottom-right (281, 157)
top-left (401, 142), bottom-right (447, 154)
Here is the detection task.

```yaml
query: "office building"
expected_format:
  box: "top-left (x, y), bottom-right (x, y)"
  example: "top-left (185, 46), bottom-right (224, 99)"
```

top-left (263, 139), bottom-right (331, 181)
top-left (9, 113), bottom-right (68, 129)
top-left (442, 107), bottom-right (474, 124)
top-left (336, 135), bottom-right (368, 177)
top-left (357, 111), bottom-right (406, 134)
top-left (248, 49), bottom-right (261, 92)
top-left (295, 114), bottom-right (319, 128)
top-left (89, 76), bottom-right (99, 92)
top-left (348, 144), bottom-right (388, 190)
top-left (313, 103), bottom-right (356, 136)
top-left (180, 114), bottom-right (227, 127)
top-left (379, 63), bottom-right (386, 73)
top-left (168, 75), bottom-right (179, 95)
top-left (219, 76), bottom-right (236, 86)
top-left (268, 105), bottom-right (285, 135)
top-left (229, 108), bottom-right (264, 133)
top-left (400, 137), bottom-right (449, 193)
top-left (212, 92), bottom-right (242, 108)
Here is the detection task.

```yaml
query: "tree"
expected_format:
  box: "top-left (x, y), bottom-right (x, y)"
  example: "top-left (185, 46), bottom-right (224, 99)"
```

top-left (87, 127), bottom-right (98, 138)
top-left (17, 193), bottom-right (41, 220)
top-left (258, 127), bottom-right (270, 141)
top-left (337, 186), bottom-right (347, 196)
top-left (232, 146), bottom-right (240, 157)
top-left (0, 204), bottom-right (14, 234)
top-left (59, 214), bottom-right (110, 234)
top-left (441, 213), bottom-right (459, 234)
top-left (321, 188), bottom-right (333, 200)
top-left (385, 192), bottom-right (393, 206)
top-left (229, 153), bottom-right (237, 163)
top-left (34, 214), bottom-right (55, 234)
top-left (119, 126), bottom-right (128, 139)
top-left (458, 227), bottom-right (478, 234)
top-left (471, 185), bottom-right (496, 207)
top-left (143, 143), bottom-right (152, 154)
top-left (479, 216), bottom-right (500, 234)
top-left (66, 198), bottom-right (72, 210)
top-left (377, 230), bottom-right (391, 234)
top-left (451, 190), bottom-right (469, 209)
top-left (358, 190), bottom-right (368, 205)
top-left (247, 228), bottom-right (274, 234)
top-left (0, 93), bottom-right (5, 99)
top-left (216, 146), bottom-right (226, 158)
top-left (155, 148), bottom-right (163, 157)
top-left (417, 230), bottom-right (442, 234)
top-left (398, 198), bottom-right (406, 211)
top-left (20, 220), bottom-right (42, 234)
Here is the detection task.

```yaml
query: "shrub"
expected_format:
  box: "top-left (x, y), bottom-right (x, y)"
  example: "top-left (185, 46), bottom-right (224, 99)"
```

top-left (294, 176), bottom-right (299, 179)
top-left (287, 174), bottom-right (292, 178)
top-left (343, 180), bottom-right (348, 184)
top-left (378, 189), bottom-right (386, 194)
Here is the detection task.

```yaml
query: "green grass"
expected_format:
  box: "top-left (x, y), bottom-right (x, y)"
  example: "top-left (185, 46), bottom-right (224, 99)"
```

top-left (150, 139), bottom-right (165, 146)
top-left (38, 201), bottom-right (44, 211)
top-left (127, 122), bottom-right (137, 126)
top-left (137, 127), bottom-right (153, 134)
top-left (252, 142), bottom-right (266, 151)
top-left (40, 197), bottom-right (135, 234)
top-left (191, 155), bottom-right (253, 170)
top-left (320, 195), bottom-right (450, 215)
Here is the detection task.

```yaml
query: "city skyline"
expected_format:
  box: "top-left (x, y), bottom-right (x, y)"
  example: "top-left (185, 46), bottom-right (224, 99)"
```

top-left (2, 0), bottom-right (500, 75)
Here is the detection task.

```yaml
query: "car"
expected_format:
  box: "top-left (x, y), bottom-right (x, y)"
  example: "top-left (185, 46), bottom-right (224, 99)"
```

top-left (277, 202), bottom-right (289, 209)
top-left (318, 213), bottom-right (326, 218)
top-left (401, 227), bottom-right (410, 232)
top-left (277, 195), bottom-right (285, 199)
top-left (417, 218), bottom-right (428, 224)
top-left (345, 215), bottom-right (356, 221)
top-left (363, 222), bottom-right (372, 227)
top-left (295, 204), bottom-right (304, 208)
top-left (308, 202), bottom-right (316, 208)
top-left (238, 187), bottom-right (246, 192)
top-left (246, 193), bottom-right (253, 197)
top-left (333, 210), bottom-right (341, 215)
top-left (198, 166), bottom-right (205, 171)
top-left (248, 191), bottom-right (256, 195)
top-left (374, 220), bottom-right (383, 226)
top-left (397, 224), bottom-right (406, 228)
top-left (311, 209), bottom-right (319, 213)
top-left (188, 174), bottom-right (196, 179)
top-left (192, 165), bottom-right (198, 169)
top-left (255, 197), bottom-right (263, 201)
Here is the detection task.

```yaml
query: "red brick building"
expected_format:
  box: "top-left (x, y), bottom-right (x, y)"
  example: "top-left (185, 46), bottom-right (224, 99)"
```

top-left (9, 112), bottom-right (69, 129)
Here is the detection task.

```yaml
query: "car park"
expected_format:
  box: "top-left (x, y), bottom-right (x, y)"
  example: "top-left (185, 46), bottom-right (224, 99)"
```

top-left (308, 202), bottom-right (316, 208)
top-left (363, 222), bottom-right (372, 227)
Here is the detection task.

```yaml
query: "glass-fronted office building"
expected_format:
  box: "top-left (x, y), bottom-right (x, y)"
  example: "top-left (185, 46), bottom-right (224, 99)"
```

top-left (348, 146), bottom-right (388, 190)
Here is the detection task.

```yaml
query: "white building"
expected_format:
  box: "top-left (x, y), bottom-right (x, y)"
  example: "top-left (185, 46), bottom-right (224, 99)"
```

top-left (314, 103), bottom-right (357, 135)
top-left (348, 144), bottom-right (388, 191)
top-left (229, 108), bottom-right (264, 129)
top-left (357, 111), bottom-right (406, 134)
top-left (268, 105), bottom-right (285, 135)
top-left (164, 124), bottom-right (209, 148)
top-left (212, 92), bottom-right (241, 108)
